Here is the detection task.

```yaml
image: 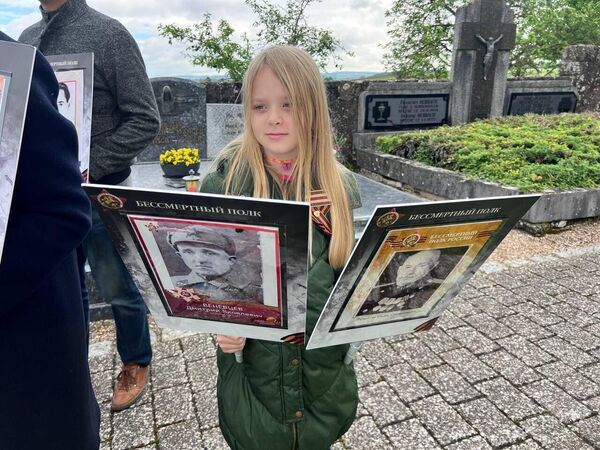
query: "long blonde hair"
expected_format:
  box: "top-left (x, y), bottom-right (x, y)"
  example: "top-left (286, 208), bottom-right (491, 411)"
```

top-left (215, 46), bottom-right (354, 269)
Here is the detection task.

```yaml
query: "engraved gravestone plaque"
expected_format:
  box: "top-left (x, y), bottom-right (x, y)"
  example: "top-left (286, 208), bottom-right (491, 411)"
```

top-left (364, 94), bottom-right (449, 131)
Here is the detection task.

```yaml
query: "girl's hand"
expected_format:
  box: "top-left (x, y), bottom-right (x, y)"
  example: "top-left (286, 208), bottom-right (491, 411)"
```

top-left (216, 335), bottom-right (246, 353)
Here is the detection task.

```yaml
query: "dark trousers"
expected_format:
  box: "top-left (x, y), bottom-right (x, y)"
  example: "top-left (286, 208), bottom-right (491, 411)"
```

top-left (83, 207), bottom-right (152, 366)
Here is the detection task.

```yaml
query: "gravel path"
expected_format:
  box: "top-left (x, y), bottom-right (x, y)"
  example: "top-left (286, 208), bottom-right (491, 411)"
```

top-left (490, 219), bottom-right (600, 263)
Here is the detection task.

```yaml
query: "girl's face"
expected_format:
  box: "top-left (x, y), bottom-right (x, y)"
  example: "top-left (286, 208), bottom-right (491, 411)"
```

top-left (250, 65), bottom-right (299, 161)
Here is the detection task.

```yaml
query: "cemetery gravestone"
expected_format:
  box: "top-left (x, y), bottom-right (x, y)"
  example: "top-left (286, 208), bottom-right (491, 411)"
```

top-left (138, 77), bottom-right (207, 161)
top-left (451, 0), bottom-right (516, 124)
top-left (206, 103), bottom-right (244, 158)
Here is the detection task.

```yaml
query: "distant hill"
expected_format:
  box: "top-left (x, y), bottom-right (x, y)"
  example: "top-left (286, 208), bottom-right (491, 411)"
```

top-left (322, 71), bottom-right (379, 80)
top-left (169, 71), bottom-right (387, 82)
top-left (175, 74), bottom-right (229, 81)
top-left (363, 72), bottom-right (396, 80)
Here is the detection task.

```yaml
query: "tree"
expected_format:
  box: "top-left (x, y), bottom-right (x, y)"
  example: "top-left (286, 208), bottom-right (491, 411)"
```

top-left (158, 0), bottom-right (351, 81)
top-left (382, 0), bottom-right (600, 79)
top-left (382, 0), bottom-right (460, 79)
top-left (512, 0), bottom-right (600, 76)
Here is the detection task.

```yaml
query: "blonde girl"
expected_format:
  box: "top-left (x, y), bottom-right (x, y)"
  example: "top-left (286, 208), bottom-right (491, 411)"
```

top-left (200, 45), bottom-right (361, 450)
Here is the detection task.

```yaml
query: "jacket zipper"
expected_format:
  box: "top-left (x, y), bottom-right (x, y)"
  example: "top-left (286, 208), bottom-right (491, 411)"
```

top-left (291, 423), bottom-right (298, 450)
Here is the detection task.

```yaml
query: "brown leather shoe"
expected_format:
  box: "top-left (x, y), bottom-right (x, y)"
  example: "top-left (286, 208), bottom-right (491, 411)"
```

top-left (111, 363), bottom-right (150, 412)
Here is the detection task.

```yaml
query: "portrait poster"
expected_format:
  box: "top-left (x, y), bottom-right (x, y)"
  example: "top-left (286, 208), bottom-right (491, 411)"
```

top-left (307, 195), bottom-right (540, 349)
top-left (83, 184), bottom-right (310, 343)
top-left (47, 53), bottom-right (94, 182)
top-left (0, 41), bottom-right (35, 264)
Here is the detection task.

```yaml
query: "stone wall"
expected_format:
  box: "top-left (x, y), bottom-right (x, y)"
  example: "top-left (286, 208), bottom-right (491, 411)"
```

top-left (561, 45), bottom-right (600, 113)
top-left (204, 80), bottom-right (369, 163)
top-left (325, 80), bottom-right (369, 164)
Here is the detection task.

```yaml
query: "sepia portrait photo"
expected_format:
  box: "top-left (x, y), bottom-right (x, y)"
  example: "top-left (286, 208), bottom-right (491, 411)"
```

top-left (127, 214), bottom-right (283, 327)
top-left (332, 221), bottom-right (502, 331)
top-left (356, 246), bottom-right (468, 317)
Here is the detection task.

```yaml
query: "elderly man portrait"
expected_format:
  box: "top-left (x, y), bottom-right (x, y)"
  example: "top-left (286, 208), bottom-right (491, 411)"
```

top-left (359, 249), bottom-right (446, 316)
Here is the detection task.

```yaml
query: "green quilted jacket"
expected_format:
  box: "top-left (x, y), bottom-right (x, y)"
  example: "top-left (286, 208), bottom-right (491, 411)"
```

top-left (200, 160), bottom-right (361, 450)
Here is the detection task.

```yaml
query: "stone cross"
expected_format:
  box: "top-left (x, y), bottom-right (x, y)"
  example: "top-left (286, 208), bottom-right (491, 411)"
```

top-left (450, 0), bottom-right (516, 124)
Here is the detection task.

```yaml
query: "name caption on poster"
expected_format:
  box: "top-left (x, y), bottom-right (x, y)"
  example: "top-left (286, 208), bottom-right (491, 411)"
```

top-left (135, 201), bottom-right (262, 217)
top-left (408, 207), bottom-right (501, 221)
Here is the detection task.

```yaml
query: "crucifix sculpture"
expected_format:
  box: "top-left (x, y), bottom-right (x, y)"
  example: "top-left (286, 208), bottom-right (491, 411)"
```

top-left (450, 0), bottom-right (517, 123)
top-left (476, 34), bottom-right (504, 80)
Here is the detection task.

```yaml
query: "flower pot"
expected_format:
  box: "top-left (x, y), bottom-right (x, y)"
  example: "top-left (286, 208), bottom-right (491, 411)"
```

top-left (160, 162), bottom-right (200, 178)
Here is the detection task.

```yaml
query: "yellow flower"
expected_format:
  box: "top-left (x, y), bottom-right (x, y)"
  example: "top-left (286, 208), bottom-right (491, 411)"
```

top-left (160, 147), bottom-right (200, 165)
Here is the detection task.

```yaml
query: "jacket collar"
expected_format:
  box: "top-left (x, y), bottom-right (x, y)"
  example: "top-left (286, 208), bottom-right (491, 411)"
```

top-left (40, 0), bottom-right (88, 29)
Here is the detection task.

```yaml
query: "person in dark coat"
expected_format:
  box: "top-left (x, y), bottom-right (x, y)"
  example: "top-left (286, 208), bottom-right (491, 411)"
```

top-left (0, 32), bottom-right (100, 450)
top-left (20, 0), bottom-right (160, 411)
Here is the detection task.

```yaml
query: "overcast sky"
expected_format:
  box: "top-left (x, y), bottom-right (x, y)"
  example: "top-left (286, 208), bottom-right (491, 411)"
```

top-left (0, 0), bottom-right (395, 78)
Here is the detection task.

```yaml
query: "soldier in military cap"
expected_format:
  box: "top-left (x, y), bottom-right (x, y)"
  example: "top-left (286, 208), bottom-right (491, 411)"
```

top-left (168, 226), bottom-right (262, 303)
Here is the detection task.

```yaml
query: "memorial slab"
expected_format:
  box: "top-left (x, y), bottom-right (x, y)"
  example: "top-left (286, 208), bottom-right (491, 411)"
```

top-left (508, 92), bottom-right (577, 115)
top-left (505, 79), bottom-right (578, 115)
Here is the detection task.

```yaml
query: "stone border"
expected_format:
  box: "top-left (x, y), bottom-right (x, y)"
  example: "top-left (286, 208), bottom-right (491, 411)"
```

top-left (356, 148), bottom-right (600, 225)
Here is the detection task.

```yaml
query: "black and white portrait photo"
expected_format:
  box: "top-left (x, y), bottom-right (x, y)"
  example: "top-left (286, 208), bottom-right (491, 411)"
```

top-left (47, 54), bottom-right (94, 182)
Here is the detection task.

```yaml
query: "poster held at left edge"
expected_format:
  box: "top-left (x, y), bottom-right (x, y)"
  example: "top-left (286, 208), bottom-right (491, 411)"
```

top-left (83, 184), bottom-right (310, 344)
top-left (0, 41), bottom-right (36, 263)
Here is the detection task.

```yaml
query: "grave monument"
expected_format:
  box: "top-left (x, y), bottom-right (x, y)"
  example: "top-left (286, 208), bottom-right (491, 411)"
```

top-left (138, 77), bottom-right (207, 162)
top-left (450, 0), bottom-right (516, 124)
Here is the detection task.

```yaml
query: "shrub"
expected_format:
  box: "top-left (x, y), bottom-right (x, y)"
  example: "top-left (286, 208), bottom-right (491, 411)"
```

top-left (376, 113), bottom-right (600, 192)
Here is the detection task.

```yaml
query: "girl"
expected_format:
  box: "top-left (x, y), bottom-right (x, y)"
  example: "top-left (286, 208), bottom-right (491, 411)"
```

top-left (200, 45), bottom-right (361, 450)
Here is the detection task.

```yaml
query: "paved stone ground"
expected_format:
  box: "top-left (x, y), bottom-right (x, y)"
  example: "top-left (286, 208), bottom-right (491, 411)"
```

top-left (90, 245), bottom-right (600, 450)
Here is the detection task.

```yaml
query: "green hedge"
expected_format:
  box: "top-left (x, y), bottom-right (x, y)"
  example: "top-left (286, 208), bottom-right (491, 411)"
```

top-left (376, 113), bottom-right (600, 192)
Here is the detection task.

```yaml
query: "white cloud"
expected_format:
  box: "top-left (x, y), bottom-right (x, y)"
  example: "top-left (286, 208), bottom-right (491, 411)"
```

top-left (0, 0), bottom-right (37, 7)
top-left (2, 0), bottom-right (395, 76)
top-left (2, 11), bottom-right (39, 40)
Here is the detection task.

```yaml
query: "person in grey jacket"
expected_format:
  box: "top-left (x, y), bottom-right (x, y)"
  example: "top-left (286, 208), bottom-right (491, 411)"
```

top-left (20, 0), bottom-right (160, 412)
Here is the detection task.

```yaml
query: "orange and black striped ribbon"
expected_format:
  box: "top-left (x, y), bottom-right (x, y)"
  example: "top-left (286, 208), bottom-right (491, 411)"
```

top-left (309, 189), bottom-right (332, 236)
top-left (414, 317), bottom-right (439, 332)
top-left (280, 333), bottom-right (305, 345)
